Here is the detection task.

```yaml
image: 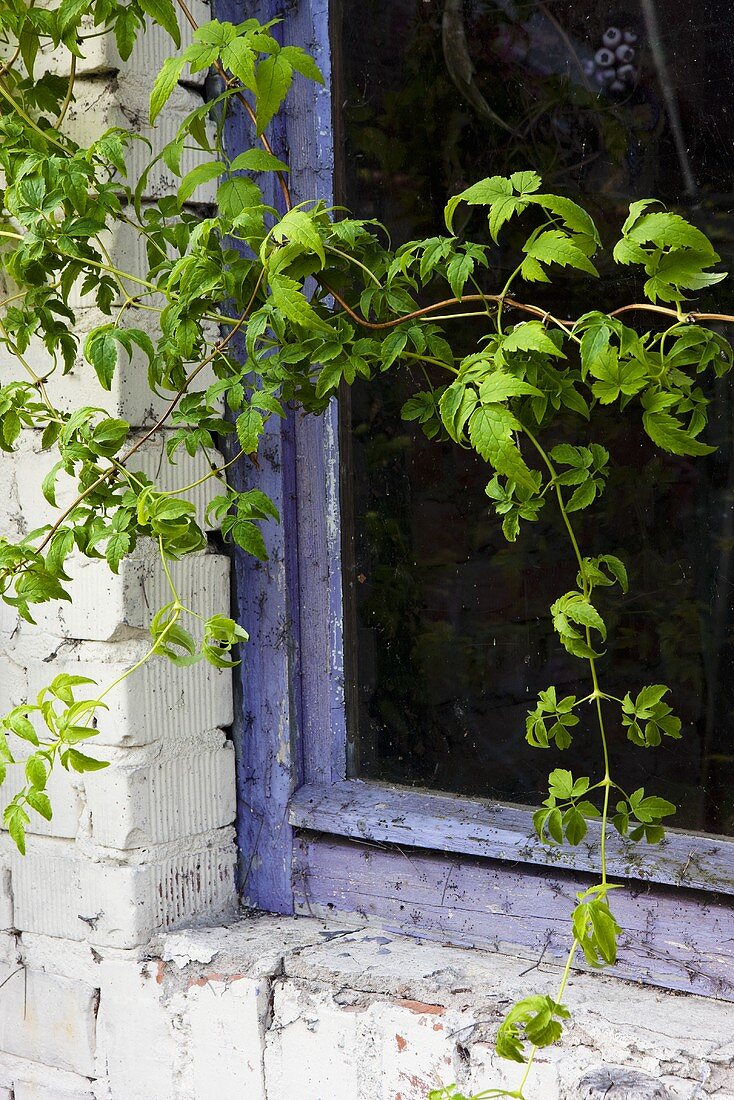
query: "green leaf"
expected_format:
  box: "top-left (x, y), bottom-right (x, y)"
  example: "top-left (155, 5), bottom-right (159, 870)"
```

top-left (521, 229), bottom-right (598, 280)
top-left (271, 209), bottom-right (325, 265)
top-left (468, 405), bottom-right (536, 492)
top-left (269, 276), bottom-right (330, 331)
top-left (279, 45), bottom-right (324, 84)
top-left (501, 321), bottom-right (565, 359)
top-left (642, 410), bottom-right (715, 457)
top-left (138, 0), bottom-right (181, 45)
top-left (150, 55), bottom-right (186, 124)
top-left (27, 789), bottom-right (53, 821)
top-left (216, 176), bottom-right (262, 220)
top-left (255, 53), bottom-right (293, 135)
top-left (236, 407), bottom-right (264, 454)
top-left (25, 754), bottom-right (47, 790)
top-left (106, 531), bottom-right (131, 573)
top-left (478, 372), bottom-right (541, 403)
top-left (177, 161), bottom-right (225, 205)
top-left (67, 749), bottom-right (109, 773)
top-left (229, 149), bottom-right (290, 173)
top-left (220, 38), bottom-right (257, 91)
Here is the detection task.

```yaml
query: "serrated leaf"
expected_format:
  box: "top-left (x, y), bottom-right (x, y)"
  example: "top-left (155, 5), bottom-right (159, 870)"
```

top-left (229, 149), bottom-right (290, 173)
top-left (269, 276), bottom-right (330, 331)
top-left (280, 45), bottom-right (324, 84)
top-left (501, 321), bottom-right (565, 359)
top-left (150, 55), bottom-right (186, 124)
top-left (177, 161), bottom-right (225, 205)
top-left (236, 407), bottom-right (264, 453)
top-left (468, 405), bottom-right (536, 492)
top-left (642, 410), bottom-right (715, 457)
top-left (255, 53), bottom-right (293, 135)
top-left (138, 0), bottom-right (181, 45)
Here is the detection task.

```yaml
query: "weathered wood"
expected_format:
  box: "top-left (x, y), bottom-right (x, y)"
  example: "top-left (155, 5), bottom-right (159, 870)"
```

top-left (293, 832), bottom-right (734, 1001)
top-left (290, 780), bottom-right (734, 894)
top-left (221, 0), bottom-right (341, 911)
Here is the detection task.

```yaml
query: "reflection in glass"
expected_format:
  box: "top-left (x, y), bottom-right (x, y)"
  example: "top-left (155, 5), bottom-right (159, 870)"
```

top-left (335, 0), bottom-right (734, 834)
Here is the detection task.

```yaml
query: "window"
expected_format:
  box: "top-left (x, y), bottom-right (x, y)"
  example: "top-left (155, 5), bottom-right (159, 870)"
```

top-left (225, 0), bottom-right (734, 1000)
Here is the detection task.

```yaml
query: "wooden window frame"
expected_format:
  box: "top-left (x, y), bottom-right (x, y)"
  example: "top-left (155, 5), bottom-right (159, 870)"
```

top-left (220, 0), bottom-right (734, 1001)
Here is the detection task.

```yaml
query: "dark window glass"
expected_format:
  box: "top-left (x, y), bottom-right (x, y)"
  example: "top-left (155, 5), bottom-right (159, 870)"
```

top-left (334, 0), bottom-right (734, 834)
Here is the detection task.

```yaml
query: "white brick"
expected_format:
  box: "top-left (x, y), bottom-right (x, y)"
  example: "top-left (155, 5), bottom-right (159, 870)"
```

top-left (264, 983), bottom-right (361, 1100)
top-left (38, 0), bottom-right (210, 81)
top-left (32, 546), bottom-right (229, 643)
top-left (97, 957), bottom-right (183, 1100)
top-left (1, 431), bottom-right (224, 542)
top-left (185, 975), bottom-right (268, 1100)
top-left (0, 307), bottom-right (221, 427)
top-left (87, 741), bottom-right (235, 848)
top-left (0, 963), bottom-right (97, 1075)
top-left (13, 1082), bottom-right (95, 1100)
top-left (64, 76), bottom-right (216, 204)
top-left (4, 633), bottom-right (232, 747)
top-left (8, 831), bottom-right (236, 946)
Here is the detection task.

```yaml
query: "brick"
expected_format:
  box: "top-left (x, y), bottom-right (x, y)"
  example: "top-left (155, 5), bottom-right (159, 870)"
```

top-left (97, 957), bottom-right (182, 1100)
top-left (0, 963), bottom-right (97, 1076)
top-left (13, 1083), bottom-right (95, 1100)
top-left (0, 306), bottom-right (221, 427)
top-left (5, 634), bottom-right (232, 748)
top-left (32, 545), bottom-right (229, 643)
top-left (185, 974), bottom-right (268, 1100)
top-left (38, 0), bottom-right (210, 81)
top-left (8, 831), bottom-right (237, 947)
top-left (64, 76), bottom-right (216, 204)
top-left (1, 431), bottom-right (225, 542)
top-left (87, 741), bottom-right (236, 848)
top-left (264, 983), bottom-right (361, 1100)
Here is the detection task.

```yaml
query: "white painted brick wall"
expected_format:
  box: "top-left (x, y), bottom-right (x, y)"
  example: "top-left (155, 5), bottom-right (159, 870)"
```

top-left (0, 307), bottom-right (221, 426)
top-left (1, 431), bottom-right (224, 542)
top-left (14, 1083), bottom-right (95, 1100)
top-left (7, 830), bottom-right (236, 947)
top-left (39, 0), bottom-right (210, 81)
top-left (64, 76), bottom-right (217, 204)
top-left (5, 633), bottom-right (232, 747)
top-left (0, 963), bottom-right (97, 1076)
top-left (32, 545), bottom-right (229, 643)
top-left (86, 741), bottom-right (236, 848)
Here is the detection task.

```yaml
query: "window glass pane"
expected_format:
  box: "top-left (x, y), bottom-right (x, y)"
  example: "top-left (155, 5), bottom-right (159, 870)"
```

top-left (336, 0), bottom-right (734, 835)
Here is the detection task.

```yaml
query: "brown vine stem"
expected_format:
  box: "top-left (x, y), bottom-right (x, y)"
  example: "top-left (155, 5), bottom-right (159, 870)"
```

top-left (172, 0), bottom-right (293, 212)
top-left (325, 286), bottom-right (734, 332)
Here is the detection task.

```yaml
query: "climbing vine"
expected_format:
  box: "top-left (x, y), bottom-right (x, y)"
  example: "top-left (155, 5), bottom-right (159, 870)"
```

top-left (0, 2), bottom-right (732, 1096)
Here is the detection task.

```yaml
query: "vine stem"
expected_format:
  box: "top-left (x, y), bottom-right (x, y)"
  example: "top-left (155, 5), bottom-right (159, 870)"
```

top-left (513, 939), bottom-right (579, 1100)
top-left (522, 425), bottom-right (613, 883)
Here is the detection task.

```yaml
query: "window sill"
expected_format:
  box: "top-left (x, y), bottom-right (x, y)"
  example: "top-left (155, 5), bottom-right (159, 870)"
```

top-left (289, 779), bottom-right (734, 895)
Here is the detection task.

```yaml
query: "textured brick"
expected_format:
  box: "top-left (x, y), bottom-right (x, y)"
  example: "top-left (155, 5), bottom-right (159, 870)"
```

top-left (9, 635), bottom-right (232, 748)
top-left (32, 546), bottom-right (229, 643)
top-left (38, 0), bottom-right (210, 81)
top-left (1, 431), bottom-right (224, 543)
top-left (185, 975), bottom-right (268, 1100)
top-left (0, 307), bottom-right (220, 427)
top-left (87, 741), bottom-right (236, 848)
top-left (13, 1082), bottom-right (95, 1100)
top-left (64, 76), bottom-right (216, 204)
top-left (8, 831), bottom-right (236, 946)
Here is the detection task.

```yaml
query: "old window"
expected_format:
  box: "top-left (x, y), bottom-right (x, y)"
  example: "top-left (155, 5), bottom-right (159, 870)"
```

top-left (226, 0), bottom-right (734, 999)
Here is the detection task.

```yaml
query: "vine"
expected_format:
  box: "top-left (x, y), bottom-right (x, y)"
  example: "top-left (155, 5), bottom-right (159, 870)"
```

top-left (0, 3), bottom-right (732, 1096)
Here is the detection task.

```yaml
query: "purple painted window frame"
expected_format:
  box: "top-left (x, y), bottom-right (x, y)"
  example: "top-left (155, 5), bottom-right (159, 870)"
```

top-left (219, 0), bottom-right (734, 1000)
